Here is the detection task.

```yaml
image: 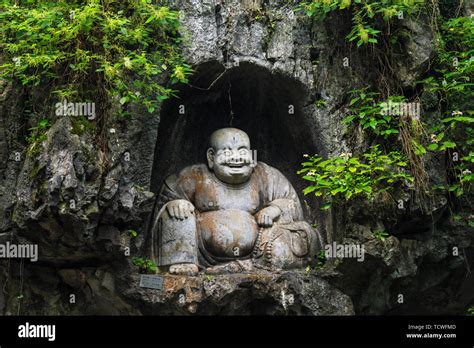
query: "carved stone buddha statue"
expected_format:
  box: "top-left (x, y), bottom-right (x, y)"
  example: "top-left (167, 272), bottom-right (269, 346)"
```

top-left (151, 128), bottom-right (321, 275)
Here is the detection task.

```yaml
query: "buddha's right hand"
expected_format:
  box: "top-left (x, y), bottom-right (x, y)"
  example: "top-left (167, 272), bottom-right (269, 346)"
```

top-left (166, 199), bottom-right (195, 220)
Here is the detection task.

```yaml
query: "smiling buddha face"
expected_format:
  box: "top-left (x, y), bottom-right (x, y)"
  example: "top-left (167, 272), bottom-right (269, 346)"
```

top-left (206, 128), bottom-right (256, 185)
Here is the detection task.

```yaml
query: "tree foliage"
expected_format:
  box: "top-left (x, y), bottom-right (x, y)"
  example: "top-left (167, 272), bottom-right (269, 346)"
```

top-left (0, 0), bottom-right (191, 114)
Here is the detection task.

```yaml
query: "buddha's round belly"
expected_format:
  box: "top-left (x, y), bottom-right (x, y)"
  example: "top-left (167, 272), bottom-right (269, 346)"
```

top-left (198, 209), bottom-right (258, 258)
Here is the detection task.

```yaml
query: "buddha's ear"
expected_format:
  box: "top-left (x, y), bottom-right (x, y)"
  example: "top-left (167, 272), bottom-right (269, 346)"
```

top-left (206, 147), bottom-right (215, 169)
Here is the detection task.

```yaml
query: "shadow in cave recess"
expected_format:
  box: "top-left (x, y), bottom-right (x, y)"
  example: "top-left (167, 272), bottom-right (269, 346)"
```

top-left (150, 60), bottom-right (316, 205)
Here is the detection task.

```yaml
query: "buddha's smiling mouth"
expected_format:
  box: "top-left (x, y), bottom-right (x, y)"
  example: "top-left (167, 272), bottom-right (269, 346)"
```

top-left (226, 163), bottom-right (245, 168)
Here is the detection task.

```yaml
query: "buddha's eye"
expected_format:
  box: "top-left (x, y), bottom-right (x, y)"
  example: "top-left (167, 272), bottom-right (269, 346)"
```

top-left (239, 149), bottom-right (248, 156)
top-left (223, 150), bottom-right (232, 157)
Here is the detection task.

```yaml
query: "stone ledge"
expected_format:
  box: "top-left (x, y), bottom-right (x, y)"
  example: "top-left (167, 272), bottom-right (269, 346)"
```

top-left (122, 270), bottom-right (354, 315)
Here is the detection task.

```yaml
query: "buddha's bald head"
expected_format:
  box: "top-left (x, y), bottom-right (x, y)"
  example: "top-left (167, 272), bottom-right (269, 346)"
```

top-left (207, 128), bottom-right (255, 185)
top-left (209, 128), bottom-right (251, 150)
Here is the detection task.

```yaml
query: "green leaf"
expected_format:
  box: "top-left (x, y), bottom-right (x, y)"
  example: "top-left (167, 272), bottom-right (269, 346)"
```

top-left (38, 119), bottom-right (49, 128)
top-left (412, 140), bottom-right (427, 155)
top-left (442, 141), bottom-right (456, 149)
top-left (349, 97), bottom-right (360, 106)
top-left (320, 203), bottom-right (331, 211)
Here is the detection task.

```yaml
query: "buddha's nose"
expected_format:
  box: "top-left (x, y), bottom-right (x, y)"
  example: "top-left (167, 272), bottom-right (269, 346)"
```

top-left (228, 151), bottom-right (243, 163)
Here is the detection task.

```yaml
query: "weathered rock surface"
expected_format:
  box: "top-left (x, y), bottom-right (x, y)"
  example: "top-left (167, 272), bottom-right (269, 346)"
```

top-left (123, 270), bottom-right (354, 315)
top-left (0, 0), bottom-right (472, 316)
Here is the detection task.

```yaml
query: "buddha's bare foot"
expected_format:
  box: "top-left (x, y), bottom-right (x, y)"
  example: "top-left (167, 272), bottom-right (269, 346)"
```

top-left (169, 263), bottom-right (199, 275)
top-left (205, 259), bottom-right (254, 274)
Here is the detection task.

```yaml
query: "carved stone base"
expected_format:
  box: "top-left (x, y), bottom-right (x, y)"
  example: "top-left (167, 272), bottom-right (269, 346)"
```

top-left (122, 269), bottom-right (354, 315)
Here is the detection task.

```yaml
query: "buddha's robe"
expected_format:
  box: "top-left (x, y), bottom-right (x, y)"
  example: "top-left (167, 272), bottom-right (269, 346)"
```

top-left (152, 162), bottom-right (320, 269)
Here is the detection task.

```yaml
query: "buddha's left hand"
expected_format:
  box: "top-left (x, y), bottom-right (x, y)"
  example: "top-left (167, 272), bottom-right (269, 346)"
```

top-left (255, 206), bottom-right (281, 227)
